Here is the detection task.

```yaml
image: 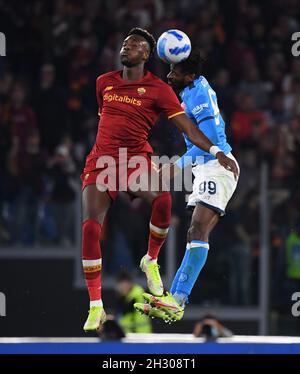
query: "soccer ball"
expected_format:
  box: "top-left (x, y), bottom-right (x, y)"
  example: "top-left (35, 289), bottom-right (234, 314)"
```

top-left (157, 29), bottom-right (191, 64)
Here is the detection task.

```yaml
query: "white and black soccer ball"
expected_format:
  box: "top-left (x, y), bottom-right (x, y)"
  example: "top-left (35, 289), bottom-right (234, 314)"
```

top-left (157, 29), bottom-right (191, 64)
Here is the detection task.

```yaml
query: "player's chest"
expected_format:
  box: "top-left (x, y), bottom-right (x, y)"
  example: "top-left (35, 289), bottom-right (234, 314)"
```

top-left (101, 83), bottom-right (156, 109)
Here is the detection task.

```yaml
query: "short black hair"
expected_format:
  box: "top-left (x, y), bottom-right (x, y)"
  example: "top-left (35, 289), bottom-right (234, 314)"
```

top-left (127, 27), bottom-right (156, 57)
top-left (175, 47), bottom-right (205, 78)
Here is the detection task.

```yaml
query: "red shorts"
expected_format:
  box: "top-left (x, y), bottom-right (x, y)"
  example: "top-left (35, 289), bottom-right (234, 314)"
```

top-left (81, 154), bottom-right (155, 200)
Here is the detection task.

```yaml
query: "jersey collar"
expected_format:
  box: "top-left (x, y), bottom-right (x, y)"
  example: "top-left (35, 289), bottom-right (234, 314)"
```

top-left (117, 69), bottom-right (151, 83)
top-left (179, 82), bottom-right (194, 99)
top-left (179, 76), bottom-right (202, 99)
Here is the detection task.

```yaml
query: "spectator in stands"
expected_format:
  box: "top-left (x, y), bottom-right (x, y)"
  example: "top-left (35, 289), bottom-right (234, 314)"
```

top-left (35, 63), bottom-right (67, 153)
top-left (115, 271), bottom-right (152, 334)
top-left (3, 83), bottom-right (38, 151)
top-left (7, 131), bottom-right (46, 245)
top-left (193, 314), bottom-right (233, 341)
top-left (285, 220), bottom-right (300, 284)
top-left (231, 92), bottom-right (268, 148)
top-left (48, 135), bottom-right (76, 246)
top-left (98, 314), bottom-right (126, 341)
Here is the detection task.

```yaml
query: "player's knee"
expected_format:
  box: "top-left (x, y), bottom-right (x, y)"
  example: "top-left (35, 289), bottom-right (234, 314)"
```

top-left (188, 222), bottom-right (210, 242)
top-left (152, 192), bottom-right (172, 213)
top-left (82, 219), bottom-right (102, 242)
top-left (83, 207), bottom-right (107, 225)
top-left (151, 192), bottom-right (172, 227)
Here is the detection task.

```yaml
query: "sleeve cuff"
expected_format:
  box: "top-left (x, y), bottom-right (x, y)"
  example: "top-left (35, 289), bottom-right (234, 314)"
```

top-left (168, 111), bottom-right (185, 119)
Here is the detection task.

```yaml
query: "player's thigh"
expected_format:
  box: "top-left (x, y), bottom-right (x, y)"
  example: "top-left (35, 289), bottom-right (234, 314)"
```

top-left (82, 184), bottom-right (112, 224)
top-left (188, 203), bottom-right (219, 240)
top-left (127, 162), bottom-right (168, 204)
top-left (191, 203), bottom-right (219, 228)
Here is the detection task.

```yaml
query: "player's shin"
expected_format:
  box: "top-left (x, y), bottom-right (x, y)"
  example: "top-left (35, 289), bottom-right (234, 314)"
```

top-left (170, 243), bottom-right (191, 294)
top-left (147, 192), bottom-right (171, 259)
top-left (173, 240), bottom-right (209, 305)
top-left (82, 219), bottom-right (102, 305)
top-left (140, 192), bottom-right (171, 296)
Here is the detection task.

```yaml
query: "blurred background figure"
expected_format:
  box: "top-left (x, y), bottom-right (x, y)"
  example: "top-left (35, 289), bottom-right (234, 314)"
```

top-left (97, 314), bottom-right (125, 341)
top-left (35, 63), bottom-right (68, 154)
top-left (47, 136), bottom-right (76, 246)
top-left (7, 129), bottom-right (46, 246)
top-left (193, 314), bottom-right (233, 341)
top-left (283, 220), bottom-right (300, 300)
top-left (115, 271), bottom-right (152, 334)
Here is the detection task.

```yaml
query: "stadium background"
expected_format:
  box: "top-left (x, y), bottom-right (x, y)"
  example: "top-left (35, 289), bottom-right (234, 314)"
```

top-left (0, 0), bottom-right (300, 337)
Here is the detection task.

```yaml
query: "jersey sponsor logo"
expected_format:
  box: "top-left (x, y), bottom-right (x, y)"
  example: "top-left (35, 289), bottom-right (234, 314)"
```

top-left (103, 93), bottom-right (142, 106)
top-left (191, 103), bottom-right (209, 115)
top-left (137, 87), bottom-right (146, 95)
top-left (104, 86), bottom-right (113, 92)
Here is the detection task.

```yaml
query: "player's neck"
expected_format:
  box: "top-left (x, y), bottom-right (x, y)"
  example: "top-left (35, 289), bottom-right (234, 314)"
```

top-left (122, 65), bottom-right (145, 82)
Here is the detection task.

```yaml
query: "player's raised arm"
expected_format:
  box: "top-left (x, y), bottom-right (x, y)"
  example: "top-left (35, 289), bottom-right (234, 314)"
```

top-left (171, 113), bottom-right (239, 180)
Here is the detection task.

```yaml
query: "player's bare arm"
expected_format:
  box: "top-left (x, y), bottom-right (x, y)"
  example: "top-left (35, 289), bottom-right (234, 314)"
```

top-left (171, 113), bottom-right (239, 180)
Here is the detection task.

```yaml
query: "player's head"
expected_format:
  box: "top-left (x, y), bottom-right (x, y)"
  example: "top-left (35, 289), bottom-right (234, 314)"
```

top-left (115, 270), bottom-right (133, 295)
top-left (120, 28), bottom-right (156, 68)
top-left (167, 48), bottom-right (205, 91)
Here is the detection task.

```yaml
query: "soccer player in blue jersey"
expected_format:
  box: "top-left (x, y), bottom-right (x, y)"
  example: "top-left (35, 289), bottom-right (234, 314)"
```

top-left (135, 48), bottom-right (239, 322)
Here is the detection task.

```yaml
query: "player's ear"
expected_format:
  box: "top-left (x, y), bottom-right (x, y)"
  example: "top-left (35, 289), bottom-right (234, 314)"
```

top-left (143, 50), bottom-right (150, 62)
top-left (187, 73), bottom-right (196, 82)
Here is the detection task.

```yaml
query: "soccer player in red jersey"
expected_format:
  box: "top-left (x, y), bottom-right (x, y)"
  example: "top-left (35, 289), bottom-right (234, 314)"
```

top-left (81, 28), bottom-right (238, 331)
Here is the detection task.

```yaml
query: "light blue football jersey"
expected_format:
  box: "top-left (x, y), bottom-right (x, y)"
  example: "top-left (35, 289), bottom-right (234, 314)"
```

top-left (179, 75), bottom-right (231, 164)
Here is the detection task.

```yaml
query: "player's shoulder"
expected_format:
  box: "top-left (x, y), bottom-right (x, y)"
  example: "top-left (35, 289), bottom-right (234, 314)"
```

top-left (186, 76), bottom-right (210, 98)
top-left (146, 71), bottom-right (171, 88)
top-left (96, 70), bottom-right (121, 84)
top-left (195, 75), bottom-right (211, 91)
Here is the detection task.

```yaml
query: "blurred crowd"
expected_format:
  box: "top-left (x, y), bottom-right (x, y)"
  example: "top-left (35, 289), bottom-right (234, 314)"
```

top-left (1, 0), bottom-right (300, 307)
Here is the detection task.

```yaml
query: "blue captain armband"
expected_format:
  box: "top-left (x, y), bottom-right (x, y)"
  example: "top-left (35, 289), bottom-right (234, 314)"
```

top-left (174, 145), bottom-right (203, 169)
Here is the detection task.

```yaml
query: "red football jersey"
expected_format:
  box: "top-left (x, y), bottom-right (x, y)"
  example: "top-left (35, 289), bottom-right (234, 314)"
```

top-left (86, 70), bottom-right (184, 163)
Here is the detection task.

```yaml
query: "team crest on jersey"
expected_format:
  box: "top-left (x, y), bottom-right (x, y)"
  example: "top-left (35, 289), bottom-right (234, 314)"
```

top-left (104, 86), bottom-right (113, 92)
top-left (137, 87), bottom-right (146, 95)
